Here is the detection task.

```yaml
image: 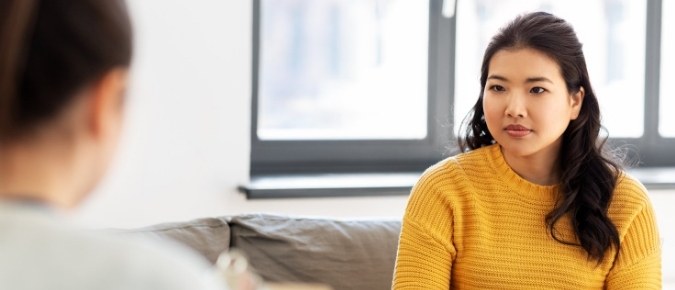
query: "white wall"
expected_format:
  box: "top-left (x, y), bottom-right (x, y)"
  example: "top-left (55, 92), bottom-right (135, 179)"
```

top-left (74, 0), bottom-right (408, 229)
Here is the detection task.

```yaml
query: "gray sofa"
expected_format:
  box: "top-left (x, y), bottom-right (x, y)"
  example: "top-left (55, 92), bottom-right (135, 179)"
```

top-left (123, 214), bottom-right (402, 290)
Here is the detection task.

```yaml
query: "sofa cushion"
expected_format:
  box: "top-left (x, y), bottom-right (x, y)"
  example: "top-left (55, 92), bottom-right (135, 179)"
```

top-left (229, 214), bottom-right (401, 290)
top-left (122, 217), bottom-right (230, 264)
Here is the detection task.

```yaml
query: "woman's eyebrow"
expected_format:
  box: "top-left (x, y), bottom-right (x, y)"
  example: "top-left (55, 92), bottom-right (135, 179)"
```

top-left (525, 76), bottom-right (554, 84)
top-left (487, 74), bottom-right (508, 81)
top-left (487, 75), bottom-right (554, 84)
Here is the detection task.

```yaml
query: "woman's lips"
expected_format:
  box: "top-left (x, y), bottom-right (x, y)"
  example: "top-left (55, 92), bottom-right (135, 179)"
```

top-left (504, 124), bottom-right (532, 137)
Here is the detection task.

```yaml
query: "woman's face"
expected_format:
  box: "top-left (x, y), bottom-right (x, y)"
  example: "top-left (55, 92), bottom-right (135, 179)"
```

top-left (483, 47), bottom-right (584, 161)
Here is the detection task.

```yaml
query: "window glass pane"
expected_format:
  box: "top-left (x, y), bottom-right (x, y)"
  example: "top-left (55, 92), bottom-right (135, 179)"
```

top-left (258, 0), bottom-right (429, 140)
top-left (455, 0), bottom-right (646, 138)
top-left (660, 0), bottom-right (675, 137)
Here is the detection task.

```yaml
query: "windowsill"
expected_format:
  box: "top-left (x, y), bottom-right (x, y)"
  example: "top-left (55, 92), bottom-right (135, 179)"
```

top-left (240, 168), bottom-right (675, 199)
top-left (626, 167), bottom-right (675, 189)
top-left (239, 172), bottom-right (419, 199)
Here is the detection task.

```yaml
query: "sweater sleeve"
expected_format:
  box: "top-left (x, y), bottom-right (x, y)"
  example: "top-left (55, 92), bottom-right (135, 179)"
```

top-left (392, 167), bottom-right (456, 290)
top-left (606, 201), bottom-right (662, 289)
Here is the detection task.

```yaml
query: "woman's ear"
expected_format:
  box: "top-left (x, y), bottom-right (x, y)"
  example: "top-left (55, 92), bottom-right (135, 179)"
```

top-left (87, 68), bottom-right (128, 140)
top-left (570, 86), bottom-right (585, 120)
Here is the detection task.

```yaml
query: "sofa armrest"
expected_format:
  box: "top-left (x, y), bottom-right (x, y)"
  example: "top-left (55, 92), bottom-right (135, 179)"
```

top-left (229, 214), bottom-right (401, 290)
top-left (119, 217), bottom-right (231, 264)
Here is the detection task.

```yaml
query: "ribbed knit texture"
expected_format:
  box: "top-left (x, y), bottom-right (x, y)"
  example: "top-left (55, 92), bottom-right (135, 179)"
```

top-left (393, 144), bottom-right (661, 289)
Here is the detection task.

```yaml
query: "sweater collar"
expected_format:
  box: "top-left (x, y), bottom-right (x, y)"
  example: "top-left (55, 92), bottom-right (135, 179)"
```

top-left (486, 144), bottom-right (559, 203)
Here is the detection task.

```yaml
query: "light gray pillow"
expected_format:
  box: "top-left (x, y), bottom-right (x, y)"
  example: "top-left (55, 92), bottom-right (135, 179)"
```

top-left (121, 217), bottom-right (231, 264)
top-left (229, 214), bottom-right (401, 290)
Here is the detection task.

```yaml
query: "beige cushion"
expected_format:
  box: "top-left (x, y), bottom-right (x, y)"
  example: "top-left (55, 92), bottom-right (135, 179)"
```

top-left (122, 217), bottom-right (231, 264)
top-left (229, 214), bottom-right (401, 290)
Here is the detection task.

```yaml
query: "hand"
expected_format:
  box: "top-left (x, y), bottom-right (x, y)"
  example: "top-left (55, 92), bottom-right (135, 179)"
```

top-left (216, 250), bottom-right (263, 290)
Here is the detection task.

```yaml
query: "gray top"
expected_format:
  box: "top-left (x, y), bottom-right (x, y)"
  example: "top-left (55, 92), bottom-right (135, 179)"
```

top-left (0, 201), bottom-right (227, 290)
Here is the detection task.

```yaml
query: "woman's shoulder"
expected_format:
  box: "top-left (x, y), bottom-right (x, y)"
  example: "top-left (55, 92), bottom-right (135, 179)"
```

top-left (423, 145), bottom-right (495, 176)
top-left (612, 171), bottom-right (651, 206)
top-left (0, 207), bottom-right (223, 290)
top-left (413, 145), bottom-right (496, 194)
top-left (68, 230), bottom-right (223, 289)
top-left (609, 171), bottom-right (655, 225)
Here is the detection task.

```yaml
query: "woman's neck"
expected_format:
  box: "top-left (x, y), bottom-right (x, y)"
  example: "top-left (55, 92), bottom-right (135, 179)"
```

top-left (0, 140), bottom-right (80, 209)
top-left (500, 145), bottom-right (560, 186)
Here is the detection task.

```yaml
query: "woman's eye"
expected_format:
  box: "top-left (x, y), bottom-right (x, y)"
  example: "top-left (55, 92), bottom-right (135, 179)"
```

top-left (530, 87), bottom-right (546, 94)
top-left (489, 85), bottom-right (505, 92)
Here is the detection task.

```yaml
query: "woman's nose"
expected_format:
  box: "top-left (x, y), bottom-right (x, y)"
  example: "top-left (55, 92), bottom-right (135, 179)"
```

top-left (505, 94), bottom-right (526, 118)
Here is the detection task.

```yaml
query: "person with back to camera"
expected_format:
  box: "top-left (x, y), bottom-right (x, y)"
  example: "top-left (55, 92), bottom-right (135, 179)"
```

top-left (0, 0), bottom-right (236, 289)
top-left (393, 12), bottom-right (661, 289)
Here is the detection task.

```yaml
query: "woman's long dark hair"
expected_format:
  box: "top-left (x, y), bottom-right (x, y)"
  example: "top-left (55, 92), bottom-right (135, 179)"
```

top-left (458, 12), bottom-right (621, 262)
top-left (0, 0), bottom-right (132, 141)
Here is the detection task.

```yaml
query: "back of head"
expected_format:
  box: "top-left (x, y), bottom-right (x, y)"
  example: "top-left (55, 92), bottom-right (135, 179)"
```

top-left (0, 0), bottom-right (132, 141)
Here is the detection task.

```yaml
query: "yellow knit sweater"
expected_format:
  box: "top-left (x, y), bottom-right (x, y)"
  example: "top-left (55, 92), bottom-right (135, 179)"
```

top-left (393, 144), bottom-right (661, 289)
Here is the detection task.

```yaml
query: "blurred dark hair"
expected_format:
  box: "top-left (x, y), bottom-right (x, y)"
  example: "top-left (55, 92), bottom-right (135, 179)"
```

top-left (0, 0), bottom-right (132, 140)
top-left (458, 12), bottom-right (621, 262)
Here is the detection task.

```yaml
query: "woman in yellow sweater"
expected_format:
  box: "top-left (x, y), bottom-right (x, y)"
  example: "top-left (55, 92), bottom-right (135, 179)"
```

top-left (393, 12), bottom-right (661, 289)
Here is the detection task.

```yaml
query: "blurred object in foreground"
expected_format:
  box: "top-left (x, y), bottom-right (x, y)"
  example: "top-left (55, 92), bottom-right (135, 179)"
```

top-left (216, 249), bottom-right (333, 290)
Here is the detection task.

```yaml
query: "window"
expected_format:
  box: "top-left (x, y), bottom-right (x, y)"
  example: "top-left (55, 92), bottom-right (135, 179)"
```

top-left (258, 0), bottom-right (429, 140)
top-left (252, 0), bottom-right (454, 177)
top-left (250, 0), bottom-right (674, 197)
top-left (661, 0), bottom-right (674, 137)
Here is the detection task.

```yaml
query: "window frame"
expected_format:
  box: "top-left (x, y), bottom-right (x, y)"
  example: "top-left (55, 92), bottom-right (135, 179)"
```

top-left (635, 0), bottom-right (675, 166)
top-left (249, 0), bottom-right (674, 181)
top-left (608, 0), bottom-right (675, 167)
top-left (251, 0), bottom-right (456, 176)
